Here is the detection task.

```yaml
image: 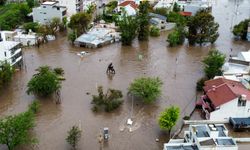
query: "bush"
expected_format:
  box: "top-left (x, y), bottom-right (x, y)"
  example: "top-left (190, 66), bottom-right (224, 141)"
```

top-left (128, 77), bottom-right (163, 103)
top-left (54, 67), bottom-right (64, 76)
top-left (183, 116), bottom-right (190, 120)
top-left (27, 66), bottom-right (62, 97)
top-left (233, 19), bottom-right (250, 40)
top-left (66, 125), bottom-right (81, 149)
top-left (0, 61), bottom-right (14, 89)
top-left (150, 26), bottom-right (160, 37)
top-left (196, 77), bottom-right (208, 91)
top-left (154, 8), bottom-right (168, 17)
top-left (0, 104), bottom-right (37, 150)
top-left (167, 27), bottom-right (185, 47)
top-left (28, 101), bottom-right (40, 114)
top-left (91, 86), bottom-right (123, 112)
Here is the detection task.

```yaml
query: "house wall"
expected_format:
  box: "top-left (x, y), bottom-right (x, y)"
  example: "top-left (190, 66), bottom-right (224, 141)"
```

top-left (210, 98), bottom-right (250, 121)
top-left (32, 4), bottom-right (66, 24)
top-left (14, 37), bottom-right (37, 46)
top-left (0, 42), bottom-right (22, 66)
top-left (118, 5), bottom-right (137, 16)
top-left (56, 0), bottom-right (83, 16)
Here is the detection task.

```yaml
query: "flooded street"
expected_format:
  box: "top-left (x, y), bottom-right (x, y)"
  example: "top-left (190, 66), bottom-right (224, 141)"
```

top-left (0, 0), bottom-right (250, 150)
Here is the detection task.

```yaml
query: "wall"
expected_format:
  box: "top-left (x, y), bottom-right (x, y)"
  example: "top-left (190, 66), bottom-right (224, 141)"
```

top-left (210, 98), bottom-right (250, 121)
top-left (33, 5), bottom-right (65, 24)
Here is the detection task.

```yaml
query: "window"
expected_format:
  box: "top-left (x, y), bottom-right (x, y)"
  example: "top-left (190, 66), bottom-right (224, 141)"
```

top-left (43, 6), bottom-right (46, 8)
top-left (4, 51), bottom-right (7, 57)
top-left (57, 7), bottom-right (60, 10)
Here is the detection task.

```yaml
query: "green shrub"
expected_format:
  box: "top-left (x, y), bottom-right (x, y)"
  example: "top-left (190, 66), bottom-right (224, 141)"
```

top-left (128, 77), bottom-right (163, 103)
top-left (196, 77), bottom-right (208, 91)
top-left (91, 86), bottom-right (123, 112)
top-left (66, 125), bottom-right (81, 149)
top-left (150, 26), bottom-right (160, 37)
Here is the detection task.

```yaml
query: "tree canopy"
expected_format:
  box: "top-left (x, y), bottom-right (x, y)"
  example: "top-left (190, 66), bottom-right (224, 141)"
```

top-left (158, 106), bottom-right (180, 134)
top-left (0, 101), bottom-right (39, 150)
top-left (167, 27), bottom-right (185, 47)
top-left (233, 19), bottom-right (250, 40)
top-left (187, 9), bottom-right (219, 45)
top-left (137, 1), bottom-right (150, 41)
top-left (128, 77), bottom-right (163, 103)
top-left (0, 4), bottom-right (31, 30)
top-left (68, 12), bottom-right (91, 36)
top-left (118, 15), bottom-right (138, 45)
top-left (0, 61), bottom-right (14, 89)
top-left (202, 49), bottom-right (226, 79)
top-left (27, 66), bottom-right (62, 97)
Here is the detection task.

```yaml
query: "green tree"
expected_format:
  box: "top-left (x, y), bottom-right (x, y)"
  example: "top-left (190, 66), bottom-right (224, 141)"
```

top-left (118, 15), bottom-right (138, 45)
top-left (68, 12), bottom-right (91, 36)
top-left (154, 8), bottom-right (169, 17)
top-left (66, 125), bottom-right (81, 150)
top-left (167, 27), bottom-right (185, 47)
top-left (232, 19), bottom-right (250, 40)
top-left (91, 86), bottom-right (123, 112)
top-left (167, 12), bottom-right (186, 27)
top-left (158, 106), bottom-right (180, 135)
top-left (68, 31), bottom-right (77, 44)
top-left (0, 102), bottom-right (38, 150)
top-left (173, 2), bottom-right (180, 12)
top-left (187, 9), bottom-right (219, 45)
top-left (37, 24), bottom-right (50, 42)
top-left (26, 0), bottom-right (34, 8)
top-left (27, 66), bottom-right (62, 97)
top-left (128, 77), bottom-right (163, 103)
top-left (202, 49), bottom-right (226, 79)
top-left (137, 1), bottom-right (150, 41)
top-left (150, 26), bottom-right (160, 37)
top-left (23, 22), bottom-right (39, 32)
top-left (0, 61), bottom-right (14, 89)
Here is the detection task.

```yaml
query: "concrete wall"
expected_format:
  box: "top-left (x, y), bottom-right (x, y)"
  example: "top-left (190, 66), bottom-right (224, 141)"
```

top-left (57, 0), bottom-right (83, 16)
top-left (210, 98), bottom-right (250, 121)
top-left (33, 4), bottom-right (66, 24)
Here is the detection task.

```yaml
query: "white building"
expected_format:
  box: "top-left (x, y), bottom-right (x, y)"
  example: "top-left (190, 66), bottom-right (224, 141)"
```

top-left (53, 0), bottom-right (83, 16)
top-left (117, 1), bottom-right (138, 16)
top-left (153, 0), bottom-right (174, 9)
top-left (199, 78), bottom-right (250, 121)
top-left (14, 32), bottom-right (37, 46)
top-left (0, 41), bottom-right (22, 67)
top-left (32, 1), bottom-right (67, 24)
top-left (164, 124), bottom-right (238, 150)
top-left (0, 31), bottom-right (17, 41)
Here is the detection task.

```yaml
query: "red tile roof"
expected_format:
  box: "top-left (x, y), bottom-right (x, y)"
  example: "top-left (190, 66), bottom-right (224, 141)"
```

top-left (179, 11), bottom-right (192, 16)
top-left (203, 78), bottom-right (250, 107)
top-left (118, 1), bottom-right (138, 10)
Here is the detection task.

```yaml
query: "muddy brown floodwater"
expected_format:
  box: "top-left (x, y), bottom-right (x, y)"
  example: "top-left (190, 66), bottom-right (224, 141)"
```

top-left (0, 0), bottom-right (250, 150)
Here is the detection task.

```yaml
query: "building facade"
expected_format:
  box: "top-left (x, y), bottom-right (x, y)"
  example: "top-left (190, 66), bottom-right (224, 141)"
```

top-left (0, 41), bottom-right (22, 67)
top-left (164, 124), bottom-right (238, 150)
top-left (53, 0), bottom-right (83, 16)
top-left (32, 1), bottom-right (67, 24)
top-left (198, 78), bottom-right (250, 121)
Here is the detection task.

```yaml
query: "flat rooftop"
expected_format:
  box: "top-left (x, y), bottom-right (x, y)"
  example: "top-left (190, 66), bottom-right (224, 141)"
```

top-left (193, 125), bottom-right (209, 137)
top-left (165, 145), bottom-right (199, 150)
top-left (199, 138), bottom-right (216, 146)
top-left (42, 1), bottom-right (57, 5)
top-left (216, 138), bottom-right (236, 146)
